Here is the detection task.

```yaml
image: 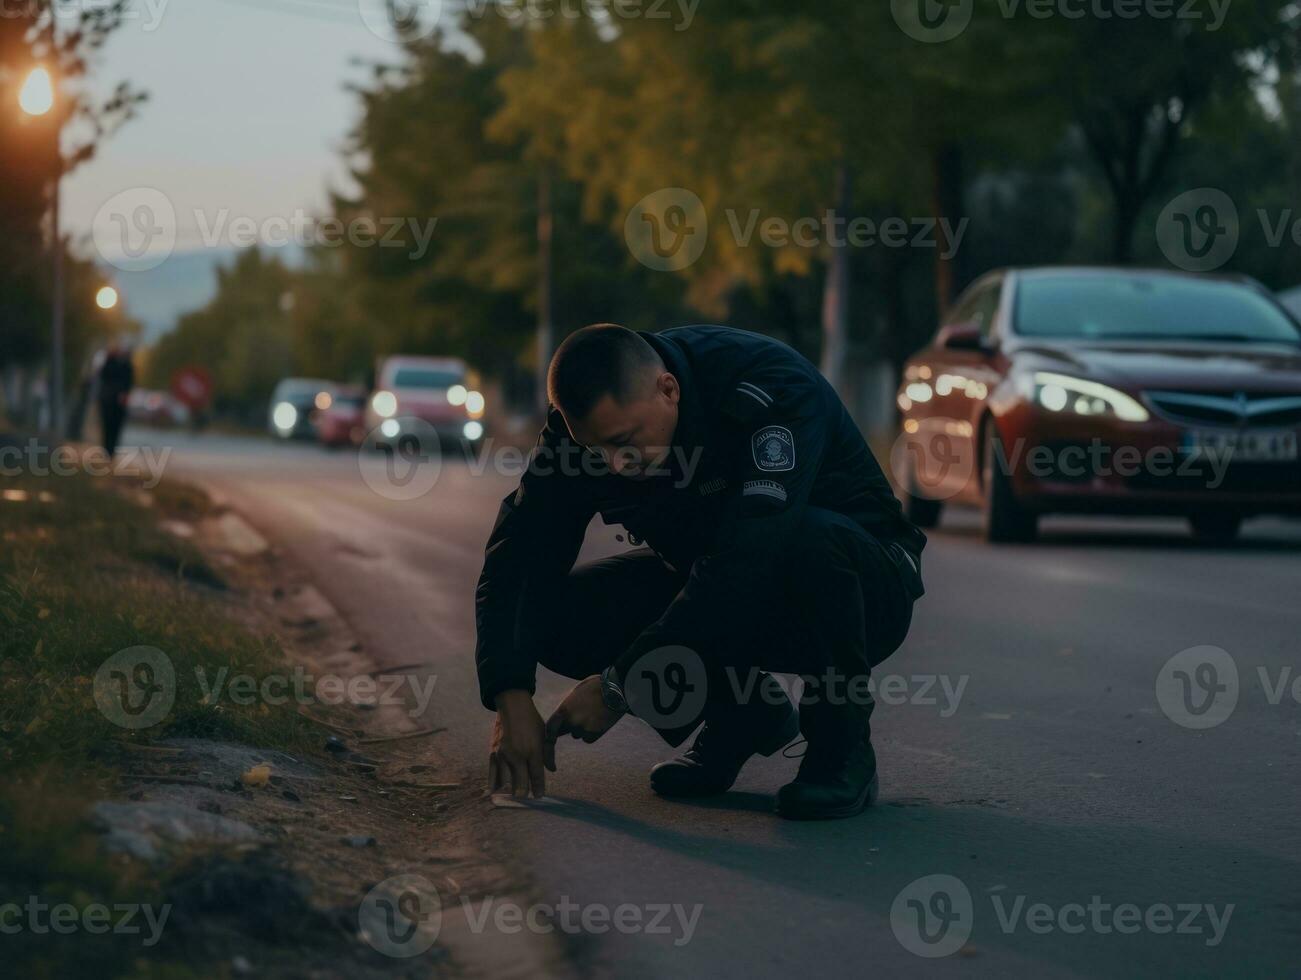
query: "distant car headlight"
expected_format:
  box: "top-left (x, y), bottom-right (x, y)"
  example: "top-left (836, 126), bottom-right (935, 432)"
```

top-left (462, 420), bottom-right (484, 441)
top-left (465, 390), bottom-right (485, 418)
top-left (1025, 372), bottom-right (1149, 422)
top-left (273, 401), bottom-right (298, 431)
top-left (371, 390), bottom-right (397, 418)
top-left (447, 384), bottom-right (468, 406)
top-left (314, 391), bottom-right (333, 411)
top-left (380, 419), bottom-right (400, 439)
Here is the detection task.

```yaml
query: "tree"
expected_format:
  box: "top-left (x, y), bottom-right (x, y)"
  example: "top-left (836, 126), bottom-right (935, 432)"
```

top-left (146, 249), bottom-right (294, 421)
top-left (0, 1), bottom-right (145, 416)
top-left (1027, 0), bottom-right (1297, 262)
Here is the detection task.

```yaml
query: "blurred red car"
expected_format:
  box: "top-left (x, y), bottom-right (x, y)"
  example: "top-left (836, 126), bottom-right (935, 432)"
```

top-left (364, 355), bottom-right (486, 453)
top-left (895, 268), bottom-right (1301, 543)
top-left (314, 385), bottom-right (368, 448)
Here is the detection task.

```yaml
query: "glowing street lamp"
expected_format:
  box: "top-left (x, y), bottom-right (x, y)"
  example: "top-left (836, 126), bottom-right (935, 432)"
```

top-left (96, 286), bottom-right (118, 310)
top-left (19, 67), bottom-right (54, 117)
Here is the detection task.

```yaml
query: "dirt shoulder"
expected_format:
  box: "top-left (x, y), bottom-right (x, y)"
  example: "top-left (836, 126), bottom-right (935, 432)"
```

top-left (1, 449), bottom-right (572, 979)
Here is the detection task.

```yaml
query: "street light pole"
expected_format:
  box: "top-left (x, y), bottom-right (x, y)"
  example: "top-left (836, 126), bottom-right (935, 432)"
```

top-left (19, 46), bottom-right (64, 438)
top-left (50, 157), bottom-right (64, 435)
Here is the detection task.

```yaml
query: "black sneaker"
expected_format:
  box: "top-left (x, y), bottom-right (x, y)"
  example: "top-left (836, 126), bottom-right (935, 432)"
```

top-left (776, 697), bottom-right (879, 820)
top-left (650, 674), bottom-right (799, 798)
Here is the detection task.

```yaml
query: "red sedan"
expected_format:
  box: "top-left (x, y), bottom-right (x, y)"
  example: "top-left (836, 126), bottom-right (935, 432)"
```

top-left (315, 386), bottom-right (368, 448)
top-left (894, 268), bottom-right (1301, 542)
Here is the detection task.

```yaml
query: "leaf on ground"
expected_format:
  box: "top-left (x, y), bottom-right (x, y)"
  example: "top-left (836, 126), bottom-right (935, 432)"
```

top-left (241, 764), bottom-right (272, 787)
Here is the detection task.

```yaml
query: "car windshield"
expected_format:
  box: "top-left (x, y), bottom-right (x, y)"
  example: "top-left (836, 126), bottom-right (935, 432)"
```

top-left (276, 381), bottom-right (329, 399)
top-left (390, 367), bottom-right (463, 388)
top-left (1015, 275), bottom-right (1301, 344)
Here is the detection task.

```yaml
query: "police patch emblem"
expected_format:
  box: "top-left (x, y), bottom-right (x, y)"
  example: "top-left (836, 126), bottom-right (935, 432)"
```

top-left (751, 425), bottom-right (795, 472)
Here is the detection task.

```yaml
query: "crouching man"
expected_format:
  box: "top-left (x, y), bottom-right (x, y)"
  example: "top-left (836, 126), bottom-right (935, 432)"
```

top-left (475, 324), bottom-right (925, 819)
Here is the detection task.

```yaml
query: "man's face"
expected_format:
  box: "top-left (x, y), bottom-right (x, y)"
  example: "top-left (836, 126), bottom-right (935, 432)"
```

top-left (565, 372), bottom-right (680, 478)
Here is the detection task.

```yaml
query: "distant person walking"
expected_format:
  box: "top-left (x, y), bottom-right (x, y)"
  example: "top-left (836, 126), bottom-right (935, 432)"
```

top-left (97, 343), bottom-right (134, 457)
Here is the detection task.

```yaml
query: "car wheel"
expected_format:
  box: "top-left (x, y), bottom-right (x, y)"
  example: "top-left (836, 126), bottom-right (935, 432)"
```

top-left (1188, 513), bottom-right (1242, 543)
top-left (982, 425), bottom-right (1037, 543)
top-left (902, 458), bottom-right (943, 529)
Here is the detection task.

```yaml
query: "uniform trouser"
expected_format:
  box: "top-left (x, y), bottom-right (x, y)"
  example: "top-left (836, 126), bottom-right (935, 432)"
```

top-left (100, 399), bottom-right (126, 457)
top-left (517, 506), bottom-right (920, 747)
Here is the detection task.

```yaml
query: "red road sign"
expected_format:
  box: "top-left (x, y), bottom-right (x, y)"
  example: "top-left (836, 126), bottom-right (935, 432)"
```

top-left (170, 365), bottom-right (213, 410)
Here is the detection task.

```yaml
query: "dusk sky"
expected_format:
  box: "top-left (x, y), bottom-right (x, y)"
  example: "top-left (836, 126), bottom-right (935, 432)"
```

top-left (61, 0), bottom-right (441, 259)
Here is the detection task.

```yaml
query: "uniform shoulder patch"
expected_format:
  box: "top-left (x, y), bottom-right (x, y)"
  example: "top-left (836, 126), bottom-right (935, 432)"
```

top-left (751, 425), bottom-right (795, 472)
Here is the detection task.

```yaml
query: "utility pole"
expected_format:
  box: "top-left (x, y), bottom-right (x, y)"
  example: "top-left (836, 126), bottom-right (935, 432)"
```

top-left (536, 167), bottom-right (554, 415)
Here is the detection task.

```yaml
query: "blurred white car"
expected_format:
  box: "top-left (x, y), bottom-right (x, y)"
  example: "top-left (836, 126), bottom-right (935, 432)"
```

top-left (364, 356), bottom-right (486, 452)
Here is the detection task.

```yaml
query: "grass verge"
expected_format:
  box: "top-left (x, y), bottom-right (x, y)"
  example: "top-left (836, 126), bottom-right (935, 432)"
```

top-left (0, 463), bottom-right (317, 978)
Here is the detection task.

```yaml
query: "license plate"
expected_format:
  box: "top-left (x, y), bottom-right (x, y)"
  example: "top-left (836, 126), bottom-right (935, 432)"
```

top-left (1184, 429), bottom-right (1299, 463)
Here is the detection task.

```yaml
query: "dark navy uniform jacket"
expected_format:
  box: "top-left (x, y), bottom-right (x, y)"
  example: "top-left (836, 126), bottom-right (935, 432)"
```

top-left (474, 324), bottom-right (926, 709)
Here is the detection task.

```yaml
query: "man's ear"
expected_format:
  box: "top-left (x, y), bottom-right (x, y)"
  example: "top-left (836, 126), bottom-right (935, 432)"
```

top-left (657, 372), bottom-right (680, 404)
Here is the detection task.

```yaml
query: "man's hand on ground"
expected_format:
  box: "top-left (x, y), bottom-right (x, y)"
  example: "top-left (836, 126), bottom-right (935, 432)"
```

top-left (489, 689), bottom-right (555, 798)
top-left (546, 675), bottom-right (623, 745)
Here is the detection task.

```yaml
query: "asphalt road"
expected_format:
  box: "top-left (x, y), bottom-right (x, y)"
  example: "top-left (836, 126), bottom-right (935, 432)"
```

top-left (128, 426), bottom-right (1301, 979)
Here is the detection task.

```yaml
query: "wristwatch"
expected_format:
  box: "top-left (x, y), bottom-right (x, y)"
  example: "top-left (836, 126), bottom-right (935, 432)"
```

top-left (599, 666), bottom-right (629, 716)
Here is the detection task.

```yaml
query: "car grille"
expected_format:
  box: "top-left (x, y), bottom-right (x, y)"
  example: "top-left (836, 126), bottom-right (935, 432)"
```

top-left (1144, 391), bottom-right (1301, 428)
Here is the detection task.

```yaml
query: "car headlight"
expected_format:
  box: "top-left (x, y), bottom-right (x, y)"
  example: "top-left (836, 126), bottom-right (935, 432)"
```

top-left (462, 420), bottom-right (484, 441)
top-left (465, 390), bottom-right (485, 418)
top-left (1024, 372), bottom-right (1149, 422)
top-left (371, 390), bottom-right (397, 418)
top-left (272, 401), bottom-right (298, 431)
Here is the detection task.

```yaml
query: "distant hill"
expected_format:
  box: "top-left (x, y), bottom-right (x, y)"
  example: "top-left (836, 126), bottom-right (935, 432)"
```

top-left (107, 245), bottom-right (305, 344)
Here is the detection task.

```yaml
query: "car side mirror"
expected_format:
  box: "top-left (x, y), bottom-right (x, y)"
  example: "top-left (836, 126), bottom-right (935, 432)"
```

top-left (937, 321), bottom-right (989, 353)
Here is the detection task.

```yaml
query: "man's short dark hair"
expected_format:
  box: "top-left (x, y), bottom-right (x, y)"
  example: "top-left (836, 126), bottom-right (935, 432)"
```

top-left (547, 323), bottom-right (664, 419)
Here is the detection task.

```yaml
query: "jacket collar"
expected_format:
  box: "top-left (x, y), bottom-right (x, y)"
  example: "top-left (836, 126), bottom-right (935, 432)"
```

top-left (641, 331), bottom-right (703, 484)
